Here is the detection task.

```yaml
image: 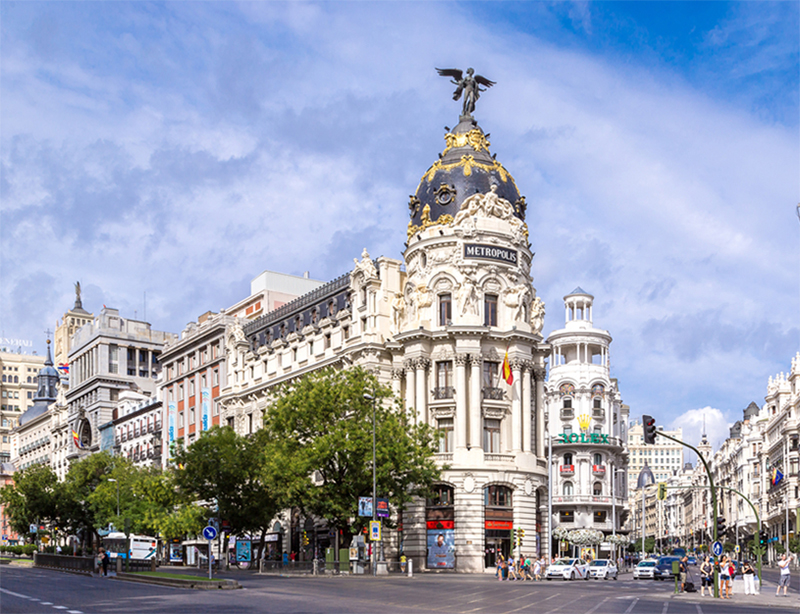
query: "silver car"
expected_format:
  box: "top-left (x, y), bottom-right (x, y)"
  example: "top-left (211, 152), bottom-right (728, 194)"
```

top-left (633, 560), bottom-right (657, 579)
top-left (588, 559), bottom-right (618, 580)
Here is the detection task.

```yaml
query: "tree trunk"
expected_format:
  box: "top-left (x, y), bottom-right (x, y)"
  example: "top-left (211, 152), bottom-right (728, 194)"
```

top-left (256, 527), bottom-right (267, 563)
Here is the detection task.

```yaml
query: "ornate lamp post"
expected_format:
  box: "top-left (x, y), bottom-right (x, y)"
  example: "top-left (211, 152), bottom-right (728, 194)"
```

top-left (637, 464), bottom-right (655, 561)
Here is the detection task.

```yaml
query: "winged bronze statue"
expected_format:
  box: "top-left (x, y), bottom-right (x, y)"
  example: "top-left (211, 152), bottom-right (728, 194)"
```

top-left (436, 67), bottom-right (496, 118)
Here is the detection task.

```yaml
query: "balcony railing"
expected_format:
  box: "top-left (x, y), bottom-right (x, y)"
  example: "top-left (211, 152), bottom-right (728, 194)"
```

top-left (560, 464), bottom-right (575, 475)
top-left (552, 494), bottom-right (624, 505)
top-left (560, 408), bottom-right (574, 420)
top-left (483, 387), bottom-right (505, 401)
top-left (592, 409), bottom-right (604, 419)
top-left (432, 387), bottom-right (455, 400)
top-left (592, 464), bottom-right (606, 475)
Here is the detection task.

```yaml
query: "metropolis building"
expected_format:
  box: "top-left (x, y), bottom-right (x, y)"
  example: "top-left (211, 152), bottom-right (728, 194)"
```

top-left (213, 102), bottom-right (551, 572)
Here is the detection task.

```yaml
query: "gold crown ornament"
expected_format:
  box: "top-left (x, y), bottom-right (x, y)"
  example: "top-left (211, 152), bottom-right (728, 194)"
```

top-left (577, 414), bottom-right (592, 432)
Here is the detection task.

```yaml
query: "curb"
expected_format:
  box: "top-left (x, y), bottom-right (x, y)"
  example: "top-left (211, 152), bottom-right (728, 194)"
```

top-left (112, 572), bottom-right (241, 590)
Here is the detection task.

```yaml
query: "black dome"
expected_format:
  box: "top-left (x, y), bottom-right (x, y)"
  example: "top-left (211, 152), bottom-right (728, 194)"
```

top-left (408, 117), bottom-right (525, 234)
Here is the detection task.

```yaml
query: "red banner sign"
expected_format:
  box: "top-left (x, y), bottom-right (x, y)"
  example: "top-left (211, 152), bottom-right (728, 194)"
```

top-left (484, 520), bottom-right (513, 530)
top-left (427, 520), bottom-right (454, 530)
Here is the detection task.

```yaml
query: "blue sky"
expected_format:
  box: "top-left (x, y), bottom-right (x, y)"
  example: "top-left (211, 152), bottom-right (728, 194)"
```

top-left (1, 1), bottom-right (798, 452)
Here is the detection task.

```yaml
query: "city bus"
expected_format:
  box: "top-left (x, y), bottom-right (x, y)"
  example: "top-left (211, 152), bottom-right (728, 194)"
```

top-left (102, 532), bottom-right (159, 560)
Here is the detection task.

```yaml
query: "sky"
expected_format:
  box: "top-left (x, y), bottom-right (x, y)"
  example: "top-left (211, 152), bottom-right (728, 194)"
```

top-left (1, 1), bottom-right (798, 454)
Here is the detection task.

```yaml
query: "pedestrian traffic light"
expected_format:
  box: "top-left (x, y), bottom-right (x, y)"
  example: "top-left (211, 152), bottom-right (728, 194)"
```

top-left (657, 482), bottom-right (667, 501)
top-left (643, 415), bottom-right (657, 444)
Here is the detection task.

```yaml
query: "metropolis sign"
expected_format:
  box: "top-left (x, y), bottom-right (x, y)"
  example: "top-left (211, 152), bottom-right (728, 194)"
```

top-left (463, 244), bottom-right (518, 265)
top-left (558, 432), bottom-right (611, 444)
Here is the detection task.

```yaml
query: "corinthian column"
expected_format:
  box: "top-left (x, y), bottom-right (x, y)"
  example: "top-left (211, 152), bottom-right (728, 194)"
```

top-left (455, 354), bottom-right (468, 449)
top-left (391, 368), bottom-right (404, 399)
top-left (534, 366), bottom-right (546, 457)
top-left (510, 358), bottom-right (523, 452)
top-left (415, 358), bottom-right (430, 425)
top-left (522, 361), bottom-right (532, 453)
top-left (404, 360), bottom-right (415, 421)
top-left (469, 354), bottom-right (481, 449)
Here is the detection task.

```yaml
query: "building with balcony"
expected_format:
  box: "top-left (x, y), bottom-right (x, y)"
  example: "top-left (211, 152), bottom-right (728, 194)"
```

top-left (545, 288), bottom-right (629, 556)
top-left (0, 350), bottom-right (45, 464)
top-left (217, 108), bottom-right (551, 572)
top-left (101, 390), bottom-right (163, 467)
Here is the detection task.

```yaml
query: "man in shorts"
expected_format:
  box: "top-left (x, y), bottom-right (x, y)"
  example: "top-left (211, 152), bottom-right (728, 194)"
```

top-left (678, 555), bottom-right (688, 592)
top-left (777, 553), bottom-right (792, 596)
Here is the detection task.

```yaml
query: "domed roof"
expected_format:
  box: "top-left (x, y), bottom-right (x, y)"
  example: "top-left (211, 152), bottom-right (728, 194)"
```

top-left (408, 117), bottom-right (524, 233)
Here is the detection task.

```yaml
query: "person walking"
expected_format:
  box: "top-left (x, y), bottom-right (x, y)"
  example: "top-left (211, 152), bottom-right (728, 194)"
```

top-left (742, 560), bottom-right (757, 595)
top-left (700, 556), bottom-right (713, 596)
top-left (533, 556), bottom-right (542, 581)
top-left (717, 555), bottom-right (730, 599)
top-left (101, 548), bottom-right (110, 577)
top-left (495, 552), bottom-right (505, 581)
top-left (777, 553), bottom-right (792, 596)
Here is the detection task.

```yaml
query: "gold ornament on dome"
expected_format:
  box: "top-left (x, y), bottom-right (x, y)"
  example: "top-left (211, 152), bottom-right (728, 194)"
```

top-left (442, 129), bottom-right (491, 154)
top-left (577, 414), bottom-right (592, 432)
top-left (407, 204), bottom-right (454, 240)
top-left (418, 155), bottom-right (517, 190)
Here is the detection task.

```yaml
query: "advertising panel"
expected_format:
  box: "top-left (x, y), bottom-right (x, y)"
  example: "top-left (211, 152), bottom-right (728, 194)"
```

top-left (358, 497), bottom-right (373, 517)
top-left (376, 497), bottom-right (389, 518)
top-left (426, 529), bottom-right (455, 569)
top-left (201, 388), bottom-right (210, 431)
top-left (236, 540), bottom-right (252, 562)
top-left (168, 401), bottom-right (176, 460)
top-left (169, 543), bottom-right (183, 563)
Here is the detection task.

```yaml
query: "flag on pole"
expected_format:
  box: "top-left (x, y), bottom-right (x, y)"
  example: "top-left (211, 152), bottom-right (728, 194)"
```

top-left (772, 467), bottom-right (784, 486)
top-left (58, 363), bottom-right (69, 374)
top-left (72, 429), bottom-right (83, 449)
top-left (502, 349), bottom-right (513, 385)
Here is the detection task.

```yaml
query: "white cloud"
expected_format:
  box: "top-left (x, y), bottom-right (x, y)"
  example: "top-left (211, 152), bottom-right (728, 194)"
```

top-left (670, 407), bottom-right (732, 461)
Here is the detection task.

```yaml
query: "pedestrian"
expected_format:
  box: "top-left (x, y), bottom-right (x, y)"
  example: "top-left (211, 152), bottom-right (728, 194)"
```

top-left (742, 560), bottom-right (757, 595)
top-left (101, 548), bottom-right (110, 577)
top-left (700, 556), bottom-right (713, 596)
top-left (533, 556), bottom-right (542, 581)
top-left (507, 554), bottom-right (519, 580)
top-left (495, 552), bottom-right (504, 581)
top-left (399, 554), bottom-right (407, 573)
top-left (776, 553), bottom-right (792, 596)
top-left (678, 555), bottom-right (688, 592)
top-left (95, 549), bottom-right (102, 575)
top-left (718, 555), bottom-right (731, 599)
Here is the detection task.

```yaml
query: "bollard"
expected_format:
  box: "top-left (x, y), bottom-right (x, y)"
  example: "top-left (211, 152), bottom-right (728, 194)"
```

top-left (408, 558), bottom-right (413, 578)
top-left (313, 559), bottom-right (318, 576)
top-left (116, 557), bottom-right (122, 573)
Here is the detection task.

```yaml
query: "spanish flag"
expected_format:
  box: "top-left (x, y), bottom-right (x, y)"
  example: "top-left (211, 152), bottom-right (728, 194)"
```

top-left (72, 429), bottom-right (83, 449)
top-left (502, 350), bottom-right (513, 385)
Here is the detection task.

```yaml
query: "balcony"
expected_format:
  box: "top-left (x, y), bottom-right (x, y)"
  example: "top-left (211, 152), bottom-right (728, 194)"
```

top-left (483, 387), bottom-right (505, 401)
top-left (560, 464), bottom-right (575, 475)
top-left (592, 409), bottom-right (605, 419)
top-left (592, 464), bottom-right (606, 475)
top-left (432, 387), bottom-right (455, 400)
top-left (560, 408), bottom-right (574, 420)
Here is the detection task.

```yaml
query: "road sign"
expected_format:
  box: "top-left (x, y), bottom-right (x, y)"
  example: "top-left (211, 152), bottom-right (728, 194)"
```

top-left (202, 525), bottom-right (218, 541)
top-left (369, 520), bottom-right (381, 542)
top-left (712, 541), bottom-right (723, 557)
top-left (208, 517), bottom-right (219, 532)
top-left (734, 545), bottom-right (740, 553)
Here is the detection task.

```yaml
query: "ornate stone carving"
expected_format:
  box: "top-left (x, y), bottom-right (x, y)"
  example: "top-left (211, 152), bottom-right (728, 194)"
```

top-left (463, 474), bottom-right (476, 493)
top-left (352, 248), bottom-right (378, 280)
top-left (532, 366), bottom-right (547, 381)
top-left (416, 284), bottom-right (432, 308)
top-left (391, 368), bottom-right (405, 380)
top-left (390, 293), bottom-right (405, 333)
top-left (483, 406), bottom-right (506, 419)
top-left (530, 296), bottom-right (545, 334)
top-left (457, 275), bottom-right (479, 315)
top-left (454, 353), bottom-right (469, 366)
top-left (504, 284), bottom-right (530, 322)
top-left (509, 358), bottom-right (525, 372)
top-left (415, 357), bottom-right (431, 371)
top-left (451, 185), bottom-right (529, 240)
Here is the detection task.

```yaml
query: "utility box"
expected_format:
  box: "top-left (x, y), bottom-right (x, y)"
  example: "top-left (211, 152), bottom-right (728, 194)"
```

top-left (349, 535), bottom-right (367, 574)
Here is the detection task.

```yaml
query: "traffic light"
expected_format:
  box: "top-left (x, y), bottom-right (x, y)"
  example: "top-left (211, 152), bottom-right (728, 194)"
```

top-left (657, 482), bottom-right (667, 501)
top-left (716, 516), bottom-right (726, 537)
top-left (643, 415), bottom-right (657, 444)
top-left (302, 531), bottom-right (309, 546)
top-left (759, 529), bottom-right (768, 546)
top-left (519, 528), bottom-right (525, 546)
top-left (512, 528), bottom-right (517, 545)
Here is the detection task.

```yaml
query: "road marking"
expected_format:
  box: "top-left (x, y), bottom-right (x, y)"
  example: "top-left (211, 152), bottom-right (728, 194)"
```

top-left (544, 593), bottom-right (560, 600)
top-left (584, 598), bottom-right (609, 614)
top-left (0, 587), bottom-right (79, 612)
top-left (67, 611), bottom-right (83, 614)
top-left (661, 603), bottom-right (668, 614)
top-left (623, 597), bottom-right (639, 613)
top-left (53, 607), bottom-right (68, 611)
top-left (42, 602), bottom-right (54, 606)
top-left (695, 606), bottom-right (703, 614)
top-left (0, 588), bottom-right (32, 599)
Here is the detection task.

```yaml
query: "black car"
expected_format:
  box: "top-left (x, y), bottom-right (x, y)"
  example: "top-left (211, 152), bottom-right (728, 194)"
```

top-left (655, 556), bottom-right (682, 581)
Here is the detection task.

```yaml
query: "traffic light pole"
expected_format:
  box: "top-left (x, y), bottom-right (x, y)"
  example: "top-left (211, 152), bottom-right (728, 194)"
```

top-left (655, 430), bottom-right (719, 598)
top-left (664, 483), bottom-right (763, 590)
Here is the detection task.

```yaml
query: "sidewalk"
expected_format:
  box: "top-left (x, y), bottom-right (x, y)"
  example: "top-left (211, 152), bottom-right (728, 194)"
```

top-left (671, 577), bottom-right (797, 609)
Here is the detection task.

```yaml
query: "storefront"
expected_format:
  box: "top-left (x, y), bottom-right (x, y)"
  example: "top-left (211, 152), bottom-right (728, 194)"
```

top-left (484, 484), bottom-right (513, 568)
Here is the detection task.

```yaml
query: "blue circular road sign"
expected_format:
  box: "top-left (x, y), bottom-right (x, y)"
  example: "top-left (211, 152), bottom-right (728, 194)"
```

top-left (711, 541), bottom-right (723, 557)
top-left (202, 525), bottom-right (218, 541)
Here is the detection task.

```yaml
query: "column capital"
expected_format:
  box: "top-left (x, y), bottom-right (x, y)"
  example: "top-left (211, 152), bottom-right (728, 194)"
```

top-left (533, 366), bottom-right (547, 381)
top-left (391, 368), bottom-right (405, 380)
top-left (468, 353), bottom-right (482, 367)
top-left (415, 357), bottom-right (431, 371)
top-left (509, 358), bottom-right (525, 371)
top-left (454, 353), bottom-right (470, 367)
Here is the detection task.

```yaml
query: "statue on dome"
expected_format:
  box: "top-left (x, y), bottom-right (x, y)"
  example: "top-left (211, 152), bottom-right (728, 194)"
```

top-left (436, 67), bottom-right (496, 117)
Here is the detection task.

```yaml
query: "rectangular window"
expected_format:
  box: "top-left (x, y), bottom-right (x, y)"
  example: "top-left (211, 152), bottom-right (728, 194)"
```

top-left (325, 334), bottom-right (331, 349)
top-left (108, 345), bottom-right (119, 374)
top-left (437, 418), bottom-right (454, 453)
top-left (189, 407), bottom-right (195, 425)
top-left (484, 418), bottom-right (501, 452)
top-left (178, 385), bottom-right (184, 401)
top-left (483, 362), bottom-right (498, 387)
top-left (248, 413), bottom-right (253, 434)
top-left (189, 380), bottom-right (195, 397)
top-left (201, 374), bottom-right (207, 388)
top-left (484, 294), bottom-right (498, 326)
top-left (179, 412), bottom-right (185, 428)
top-left (438, 293), bottom-right (452, 326)
top-left (213, 369), bottom-right (219, 386)
top-left (436, 361), bottom-right (453, 388)
top-left (308, 340), bottom-right (314, 356)
top-left (560, 510), bottom-right (575, 523)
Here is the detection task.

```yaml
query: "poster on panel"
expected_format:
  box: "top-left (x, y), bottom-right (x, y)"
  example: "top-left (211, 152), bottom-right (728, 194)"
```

top-left (168, 401), bottom-right (176, 461)
top-left (426, 529), bottom-right (455, 569)
top-left (201, 388), bottom-right (210, 431)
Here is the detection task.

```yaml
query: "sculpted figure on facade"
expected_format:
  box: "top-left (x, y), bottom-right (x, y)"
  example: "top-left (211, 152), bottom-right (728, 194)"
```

top-left (530, 296), bottom-right (545, 334)
top-left (353, 248), bottom-right (378, 280)
top-left (457, 275), bottom-right (479, 315)
top-left (416, 284), bottom-right (432, 308)
top-left (504, 284), bottom-right (530, 322)
top-left (452, 185), bottom-right (524, 235)
top-left (391, 293), bottom-right (406, 333)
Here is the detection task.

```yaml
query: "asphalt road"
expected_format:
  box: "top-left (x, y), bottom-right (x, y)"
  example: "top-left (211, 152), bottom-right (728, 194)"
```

top-left (1, 565), bottom-right (798, 614)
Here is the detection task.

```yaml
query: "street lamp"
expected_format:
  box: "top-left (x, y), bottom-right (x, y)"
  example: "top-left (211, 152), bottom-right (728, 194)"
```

top-left (637, 464), bottom-right (655, 562)
top-left (363, 392), bottom-right (377, 576)
top-left (108, 478), bottom-right (120, 518)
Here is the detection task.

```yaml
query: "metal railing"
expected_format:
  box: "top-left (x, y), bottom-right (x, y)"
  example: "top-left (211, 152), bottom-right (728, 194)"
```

top-left (34, 553), bottom-right (95, 574)
top-left (432, 387), bottom-right (455, 400)
top-left (483, 387), bottom-right (505, 400)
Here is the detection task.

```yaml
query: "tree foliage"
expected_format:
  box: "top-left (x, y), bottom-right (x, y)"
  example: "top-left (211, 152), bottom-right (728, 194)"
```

top-left (0, 464), bottom-right (61, 536)
top-left (263, 367), bottom-right (442, 535)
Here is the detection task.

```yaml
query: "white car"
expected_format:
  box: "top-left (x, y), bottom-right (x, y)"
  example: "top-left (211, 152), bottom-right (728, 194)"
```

top-left (545, 558), bottom-right (590, 581)
top-left (633, 560), bottom-right (657, 579)
top-left (588, 559), bottom-right (618, 580)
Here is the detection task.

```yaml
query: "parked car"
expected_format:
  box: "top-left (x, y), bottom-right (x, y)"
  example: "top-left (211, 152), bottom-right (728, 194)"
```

top-left (687, 556), bottom-right (698, 566)
top-left (633, 560), bottom-right (658, 580)
top-left (545, 558), bottom-right (590, 581)
top-left (588, 559), bottom-right (618, 580)
top-left (654, 556), bottom-right (681, 581)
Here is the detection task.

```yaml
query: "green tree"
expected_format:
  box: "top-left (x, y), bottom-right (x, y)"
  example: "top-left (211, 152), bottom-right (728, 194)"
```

top-left (723, 541), bottom-right (736, 553)
top-left (789, 536), bottom-right (800, 554)
top-left (173, 426), bottom-right (283, 563)
top-left (133, 469), bottom-right (206, 541)
top-left (0, 464), bottom-right (61, 537)
top-left (775, 542), bottom-right (786, 555)
top-left (629, 537), bottom-right (656, 553)
top-left (263, 367), bottom-right (442, 546)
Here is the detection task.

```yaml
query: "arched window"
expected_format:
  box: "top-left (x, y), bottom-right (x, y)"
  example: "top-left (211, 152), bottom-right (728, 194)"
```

top-left (27, 377), bottom-right (31, 383)
top-left (563, 453), bottom-right (573, 466)
top-left (13, 376), bottom-right (18, 383)
top-left (427, 484), bottom-right (454, 507)
top-left (1, 375), bottom-right (5, 382)
top-left (593, 483), bottom-right (603, 496)
top-left (563, 482), bottom-right (574, 496)
top-left (593, 453), bottom-right (603, 465)
top-left (484, 485), bottom-right (513, 508)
